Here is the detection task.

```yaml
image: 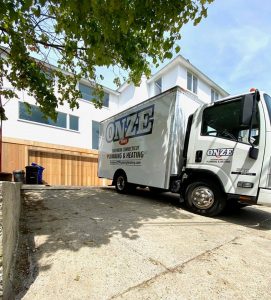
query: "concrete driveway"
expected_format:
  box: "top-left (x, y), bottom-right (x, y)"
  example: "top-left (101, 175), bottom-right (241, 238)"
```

top-left (15, 187), bottom-right (271, 299)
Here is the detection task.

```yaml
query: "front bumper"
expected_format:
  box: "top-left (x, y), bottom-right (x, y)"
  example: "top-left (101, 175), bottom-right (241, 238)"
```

top-left (257, 188), bottom-right (271, 206)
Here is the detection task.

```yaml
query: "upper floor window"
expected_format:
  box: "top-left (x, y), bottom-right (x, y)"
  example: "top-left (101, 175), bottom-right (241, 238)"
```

top-left (79, 82), bottom-right (109, 107)
top-left (211, 89), bottom-right (219, 102)
top-left (187, 72), bottom-right (198, 94)
top-left (92, 120), bottom-right (100, 150)
top-left (79, 82), bottom-right (93, 101)
top-left (19, 102), bottom-right (79, 131)
top-left (19, 102), bottom-right (67, 128)
top-left (103, 92), bottom-right (109, 108)
top-left (154, 78), bottom-right (162, 95)
top-left (69, 115), bottom-right (79, 131)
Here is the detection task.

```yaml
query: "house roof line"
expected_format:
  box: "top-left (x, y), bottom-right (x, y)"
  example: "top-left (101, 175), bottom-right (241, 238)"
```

top-left (117, 54), bottom-right (229, 97)
top-left (0, 46), bottom-right (120, 96)
top-left (1, 45), bottom-right (228, 97)
top-left (147, 55), bottom-right (229, 97)
top-left (43, 61), bottom-right (120, 96)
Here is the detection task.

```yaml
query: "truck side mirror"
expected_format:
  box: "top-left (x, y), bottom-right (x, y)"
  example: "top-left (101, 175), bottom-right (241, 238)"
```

top-left (240, 94), bottom-right (254, 127)
top-left (249, 147), bottom-right (259, 160)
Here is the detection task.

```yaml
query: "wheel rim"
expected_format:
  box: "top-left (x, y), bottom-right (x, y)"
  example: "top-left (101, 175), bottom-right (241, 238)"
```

top-left (191, 186), bottom-right (215, 209)
top-left (116, 176), bottom-right (125, 191)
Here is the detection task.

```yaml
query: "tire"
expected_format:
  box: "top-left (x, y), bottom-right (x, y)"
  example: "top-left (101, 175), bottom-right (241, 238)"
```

top-left (185, 181), bottom-right (226, 217)
top-left (115, 172), bottom-right (128, 193)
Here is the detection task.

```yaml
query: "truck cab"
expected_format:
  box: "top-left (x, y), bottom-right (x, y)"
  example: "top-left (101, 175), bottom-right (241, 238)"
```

top-left (182, 90), bottom-right (271, 216)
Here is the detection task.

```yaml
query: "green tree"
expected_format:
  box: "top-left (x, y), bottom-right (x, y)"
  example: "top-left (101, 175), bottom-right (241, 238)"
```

top-left (0, 0), bottom-right (213, 120)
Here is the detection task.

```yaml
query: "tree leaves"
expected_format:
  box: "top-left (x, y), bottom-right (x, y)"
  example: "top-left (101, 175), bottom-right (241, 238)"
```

top-left (175, 45), bottom-right (181, 53)
top-left (164, 52), bottom-right (173, 60)
top-left (0, 0), bottom-right (214, 119)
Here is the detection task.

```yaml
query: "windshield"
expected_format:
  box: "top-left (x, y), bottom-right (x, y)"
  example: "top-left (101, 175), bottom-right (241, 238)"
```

top-left (264, 94), bottom-right (271, 124)
top-left (201, 98), bottom-right (260, 145)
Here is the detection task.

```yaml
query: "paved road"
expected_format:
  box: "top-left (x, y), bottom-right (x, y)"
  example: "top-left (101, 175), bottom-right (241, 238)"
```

top-left (16, 187), bottom-right (271, 299)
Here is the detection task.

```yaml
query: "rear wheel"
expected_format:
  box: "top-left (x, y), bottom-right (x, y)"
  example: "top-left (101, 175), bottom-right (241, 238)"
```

top-left (115, 173), bottom-right (128, 193)
top-left (185, 181), bottom-right (226, 216)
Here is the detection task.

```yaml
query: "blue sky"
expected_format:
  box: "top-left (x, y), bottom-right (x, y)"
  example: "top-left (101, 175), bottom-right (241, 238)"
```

top-left (176, 0), bottom-right (271, 95)
top-left (101, 0), bottom-right (271, 96)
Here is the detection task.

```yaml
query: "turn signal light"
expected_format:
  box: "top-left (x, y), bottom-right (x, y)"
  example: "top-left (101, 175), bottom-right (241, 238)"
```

top-left (237, 181), bottom-right (254, 188)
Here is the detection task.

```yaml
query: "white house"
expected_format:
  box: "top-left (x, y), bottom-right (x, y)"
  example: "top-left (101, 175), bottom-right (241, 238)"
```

top-left (2, 55), bottom-right (228, 150)
top-left (118, 55), bottom-right (228, 109)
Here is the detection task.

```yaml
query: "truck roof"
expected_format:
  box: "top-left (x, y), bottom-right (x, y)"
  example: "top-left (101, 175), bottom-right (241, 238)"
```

top-left (101, 87), bottom-right (268, 124)
top-left (214, 90), bottom-right (267, 105)
top-left (101, 86), bottom-right (184, 123)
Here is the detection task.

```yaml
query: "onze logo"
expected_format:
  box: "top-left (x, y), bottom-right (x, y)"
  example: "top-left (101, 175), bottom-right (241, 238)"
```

top-left (106, 104), bottom-right (155, 143)
top-left (207, 148), bottom-right (234, 158)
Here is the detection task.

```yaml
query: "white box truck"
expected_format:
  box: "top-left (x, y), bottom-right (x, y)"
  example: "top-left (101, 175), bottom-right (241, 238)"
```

top-left (98, 86), bottom-right (271, 216)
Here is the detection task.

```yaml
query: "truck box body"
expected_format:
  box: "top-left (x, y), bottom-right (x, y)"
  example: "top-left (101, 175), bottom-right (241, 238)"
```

top-left (98, 87), bottom-right (200, 189)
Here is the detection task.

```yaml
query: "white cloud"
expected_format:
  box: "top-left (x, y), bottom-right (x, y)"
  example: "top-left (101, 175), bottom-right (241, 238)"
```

top-left (178, 0), bottom-right (271, 95)
top-left (226, 26), bottom-right (271, 81)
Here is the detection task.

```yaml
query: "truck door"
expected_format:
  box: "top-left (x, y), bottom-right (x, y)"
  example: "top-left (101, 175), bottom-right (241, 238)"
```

top-left (187, 96), bottom-right (265, 197)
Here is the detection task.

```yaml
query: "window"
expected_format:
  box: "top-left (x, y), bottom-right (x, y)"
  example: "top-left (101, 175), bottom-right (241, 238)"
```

top-left (187, 72), bottom-right (198, 94)
top-left (79, 83), bottom-right (93, 101)
top-left (154, 78), bottom-right (162, 95)
top-left (19, 102), bottom-right (67, 129)
top-left (201, 98), bottom-right (260, 145)
top-left (239, 128), bottom-right (259, 145)
top-left (19, 102), bottom-right (79, 131)
top-left (103, 92), bottom-right (109, 108)
top-left (92, 121), bottom-right (100, 150)
top-left (69, 115), bottom-right (79, 131)
top-left (79, 82), bottom-right (109, 107)
top-left (211, 89), bottom-right (219, 102)
top-left (193, 75), bottom-right (198, 94)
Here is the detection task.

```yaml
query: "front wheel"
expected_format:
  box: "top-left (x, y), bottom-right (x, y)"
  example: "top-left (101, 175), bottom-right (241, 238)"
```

top-left (185, 181), bottom-right (226, 216)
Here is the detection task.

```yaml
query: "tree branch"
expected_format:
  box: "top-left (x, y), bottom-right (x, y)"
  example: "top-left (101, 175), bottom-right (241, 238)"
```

top-left (34, 39), bottom-right (88, 51)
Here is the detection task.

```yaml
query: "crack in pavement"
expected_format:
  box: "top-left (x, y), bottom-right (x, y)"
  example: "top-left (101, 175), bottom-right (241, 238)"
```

top-left (109, 236), bottom-right (239, 300)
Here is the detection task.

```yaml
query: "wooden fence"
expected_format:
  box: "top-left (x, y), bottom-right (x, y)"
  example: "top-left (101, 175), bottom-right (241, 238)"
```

top-left (2, 137), bottom-right (110, 186)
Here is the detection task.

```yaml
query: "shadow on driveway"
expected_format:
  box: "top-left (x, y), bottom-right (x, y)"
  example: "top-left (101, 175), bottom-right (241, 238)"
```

top-left (15, 186), bottom-right (271, 298)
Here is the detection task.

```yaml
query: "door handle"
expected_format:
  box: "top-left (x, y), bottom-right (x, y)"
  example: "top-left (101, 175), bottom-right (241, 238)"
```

top-left (195, 150), bottom-right (203, 162)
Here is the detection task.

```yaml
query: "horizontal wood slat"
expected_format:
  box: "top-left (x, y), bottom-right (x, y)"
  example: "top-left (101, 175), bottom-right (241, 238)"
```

top-left (2, 137), bottom-right (110, 187)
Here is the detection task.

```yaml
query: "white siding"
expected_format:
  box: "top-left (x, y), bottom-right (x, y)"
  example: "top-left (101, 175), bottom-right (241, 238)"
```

top-left (2, 77), bottom-right (118, 149)
top-left (197, 78), bottom-right (212, 104)
top-left (176, 65), bottom-right (187, 88)
top-left (161, 65), bottom-right (179, 92)
top-left (118, 76), bottom-right (149, 110)
top-left (147, 64), bottom-right (222, 105)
